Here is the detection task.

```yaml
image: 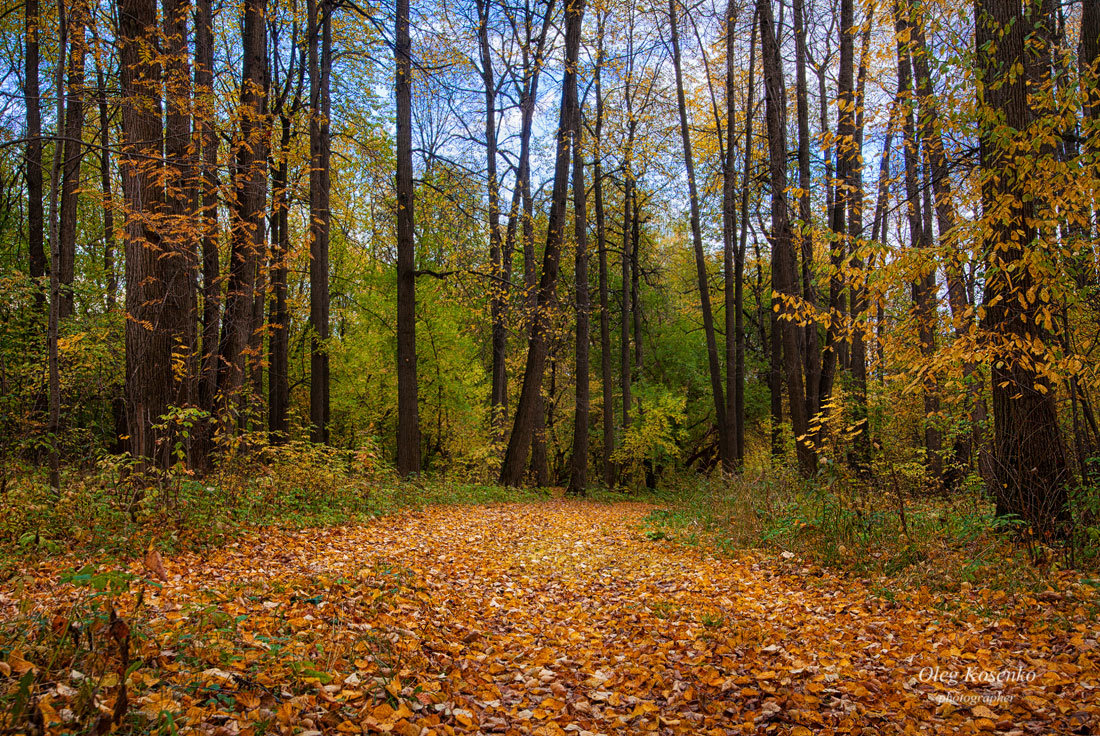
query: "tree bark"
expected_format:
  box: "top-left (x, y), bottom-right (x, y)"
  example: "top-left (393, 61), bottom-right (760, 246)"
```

top-left (671, 0), bottom-right (729, 468)
top-left (25, 0), bottom-right (46, 300)
top-left (593, 12), bottom-right (615, 485)
top-left (500, 0), bottom-right (585, 487)
top-left (759, 0), bottom-right (813, 475)
top-left (396, 0), bottom-right (421, 475)
top-left (568, 102), bottom-right (590, 495)
top-left (58, 4), bottom-right (85, 321)
top-left (217, 0), bottom-right (269, 425)
top-left (976, 0), bottom-right (1069, 537)
top-left (309, 0), bottom-right (333, 444)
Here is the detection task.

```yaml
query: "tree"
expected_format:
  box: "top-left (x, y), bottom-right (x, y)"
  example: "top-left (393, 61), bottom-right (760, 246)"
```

top-left (57, 0), bottom-right (86, 321)
top-left (975, 0), bottom-right (1069, 536)
top-left (24, 0), bottom-right (45, 299)
top-left (759, 0), bottom-right (813, 476)
top-left (396, 0), bottom-right (421, 476)
top-left (568, 78), bottom-right (591, 496)
top-left (310, 0), bottom-right (333, 444)
top-left (500, 0), bottom-right (585, 487)
top-left (670, 0), bottom-right (730, 471)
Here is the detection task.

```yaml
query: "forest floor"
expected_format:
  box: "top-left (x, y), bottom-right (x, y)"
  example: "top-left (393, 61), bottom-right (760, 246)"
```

top-left (2, 499), bottom-right (1099, 735)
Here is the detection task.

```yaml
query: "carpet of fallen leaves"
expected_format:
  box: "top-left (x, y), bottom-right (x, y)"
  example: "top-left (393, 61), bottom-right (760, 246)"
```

top-left (2, 500), bottom-right (1099, 735)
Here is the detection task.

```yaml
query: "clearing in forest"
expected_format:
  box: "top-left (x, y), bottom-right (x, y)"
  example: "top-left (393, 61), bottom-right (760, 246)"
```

top-left (2, 501), bottom-right (1098, 735)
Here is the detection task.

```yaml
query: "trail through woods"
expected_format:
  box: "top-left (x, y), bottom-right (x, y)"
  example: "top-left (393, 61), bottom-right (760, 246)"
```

top-left (4, 501), bottom-right (1098, 734)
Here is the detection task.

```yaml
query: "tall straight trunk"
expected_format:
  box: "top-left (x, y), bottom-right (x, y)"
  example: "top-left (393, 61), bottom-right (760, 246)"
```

top-left (792, 0), bottom-right (820, 425)
top-left (477, 0), bottom-right (508, 432)
top-left (25, 0), bottom-right (46, 297)
top-left (594, 13), bottom-right (615, 485)
top-left (910, 3), bottom-right (976, 481)
top-left (620, 123), bottom-right (634, 438)
top-left (631, 194), bottom-right (643, 372)
top-left (894, 0), bottom-right (942, 480)
top-left (58, 5), bottom-right (86, 321)
top-left (759, 0), bottom-right (813, 475)
top-left (976, 0), bottom-right (1068, 537)
top-left (568, 107), bottom-right (591, 495)
top-left (500, 0), bottom-right (585, 487)
top-left (162, 0), bottom-right (197, 422)
top-left (847, 1), bottom-right (871, 471)
top-left (722, 0), bottom-right (741, 467)
top-left (120, 0), bottom-right (176, 463)
top-left (1084, 2), bottom-right (1100, 125)
top-left (507, 0), bottom-right (555, 483)
top-left (820, 0), bottom-right (856, 417)
top-left (670, 0), bottom-right (729, 467)
top-left (195, 0), bottom-right (220, 419)
top-left (310, 0), bottom-right (333, 444)
top-left (736, 12), bottom-right (758, 466)
top-left (46, 0), bottom-right (67, 491)
top-left (217, 0), bottom-right (269, 421)
top-left (396, 0), bottom-right (420, 475)
top-left (269, 116), bottom-right (292, 440)
top-left (93, 43), bottom-right (116, 311)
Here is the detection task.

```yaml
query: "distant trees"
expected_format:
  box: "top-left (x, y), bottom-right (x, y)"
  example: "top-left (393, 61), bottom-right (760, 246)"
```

top-left (8, 0), bottom-right (1099, 538)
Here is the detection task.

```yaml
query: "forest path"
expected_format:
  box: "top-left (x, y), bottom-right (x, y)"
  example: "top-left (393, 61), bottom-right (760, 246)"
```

top-left (10, 501), bottom-right (1097, 734)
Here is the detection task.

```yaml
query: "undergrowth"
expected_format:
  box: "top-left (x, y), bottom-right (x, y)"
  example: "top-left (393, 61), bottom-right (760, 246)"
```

top-left (644, 465), bottom-right (1100, 599)
top-left (0, 440), bottom-right (559, 581)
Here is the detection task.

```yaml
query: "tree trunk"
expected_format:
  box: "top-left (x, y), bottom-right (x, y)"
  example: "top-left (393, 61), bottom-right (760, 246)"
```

top-left (976, 0), bottom-right (1069, 538)
top-left (736, 12), bottom-right (758, 467)
top-left (25, 0), bottom-right (46, 300)
top-left (120, 0), bottom-right (173, 464)
top-left (894, 0), bottom-right (942, 480)
top-left (910, 3), bottom-right (976, 483)
top-left (57, 5), bottom-right (85, 321)
top-left (477, 0), bottom-right (508, 434)
top-left (93, 42), bottom-right (117, 312)
top-left (671, 0), bottom-right (729, 469)
top-left (594, 12), bottom-right (615, 485)
top-left (218, 0), bottom-right (269, 425)
top-left (269, 116), bottom-right (292, 441)
top-left (568, 103), bottom-right (590, 495)
top-left (499, 0), bottom-right (585, 487)
top-left (396, 0), bottom-right (421, 475)
top-left (759, 0), bottom-right (813, 476)
top-left (309, 0), bottom-right (333, 444)
top-left (792, 0), bottom-right (821, 426)
top-left (162, 0), bottom-right (197, 426)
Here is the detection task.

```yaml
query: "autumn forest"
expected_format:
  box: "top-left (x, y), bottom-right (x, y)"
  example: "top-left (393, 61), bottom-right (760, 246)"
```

top-left (2, 0), bottom-right (1100, 732)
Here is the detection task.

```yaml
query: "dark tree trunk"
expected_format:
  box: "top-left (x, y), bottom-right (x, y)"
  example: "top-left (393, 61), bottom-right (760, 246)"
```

top-left (976, 0), bottom-right (1069, 537)
top-left (722, 0), bottom-right (741, 468)
top-left (477, 0), bottom-right (508, 434)
top-left (195, 0), bottom-right (220, 421)
top-left (847, 2), bottom-right (871, 472)
top-left (217, 0), bottom-right (269, 424)
top-left (119, 0), bottom-right (174, 464)
top-left (894, 0), bottom-right (942, 480)
top-left (93, 44), bottom-right (117, 312)
top-left (309, 0), bottom-right (333, 444)
top-left (396, 0), bottom-right (420, 475)
top-left (162, 0), bottom-right (197, 424)
top-left (58, 6), bottom-right (85, 321)
top-left (736, 12), bottom-right (758, 467)
top-left (567, 103), bottom-right (590, 495)
top-left (910, 4), bottom-right (976, 483)
top-left (594, 13), bottom-right (615, 485)
top-left (671, 0), bottom-right (729, 469)
top-left (500, 0), bottom-right (585, 487)
top-left (792, 0), bottom-right (820, 426)
top-left (25, 0), bottom-right (46, 299)
top-left (759, 0), bottom-right (813, 476)
top-left (620, 136), bottom-right (634, 441)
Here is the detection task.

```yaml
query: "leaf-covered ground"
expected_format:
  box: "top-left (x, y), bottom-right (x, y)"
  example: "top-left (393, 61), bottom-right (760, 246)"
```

top-left (3, 501), bottom-right (1098, 735)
